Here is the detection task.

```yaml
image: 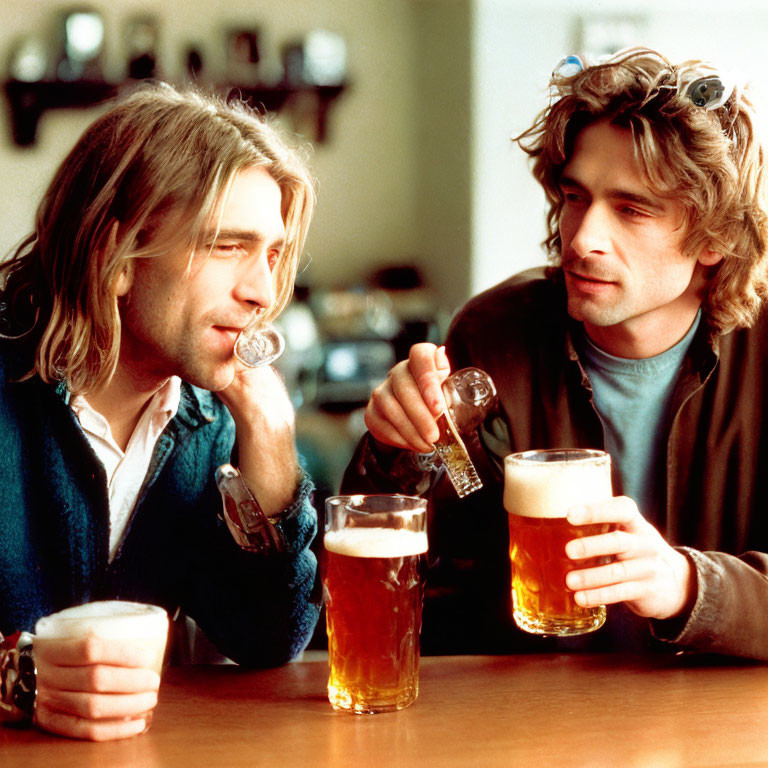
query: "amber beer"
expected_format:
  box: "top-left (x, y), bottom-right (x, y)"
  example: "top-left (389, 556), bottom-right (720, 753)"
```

top-left (504, 450), bottom-right (612, 636)
top-left (324, 495), bottom-right (428, 714)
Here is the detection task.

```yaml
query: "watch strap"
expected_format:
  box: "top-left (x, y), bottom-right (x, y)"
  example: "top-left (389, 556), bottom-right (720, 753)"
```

top-left (0, 631), bottom-right (36, 727)
top-left (215, 463), bottom-right (286, 554)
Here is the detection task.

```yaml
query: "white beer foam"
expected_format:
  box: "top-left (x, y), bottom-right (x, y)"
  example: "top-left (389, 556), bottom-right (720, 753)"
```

top-left (35, 600), bottom-right (168, 639)
top-left (503, 459), bottom-right (611, 518)
top-left (325, 528), bottom-right (428, 558)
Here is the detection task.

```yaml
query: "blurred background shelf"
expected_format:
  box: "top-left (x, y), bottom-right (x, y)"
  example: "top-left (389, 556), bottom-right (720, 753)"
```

top-left (3, 78), bottom-right (347, 146)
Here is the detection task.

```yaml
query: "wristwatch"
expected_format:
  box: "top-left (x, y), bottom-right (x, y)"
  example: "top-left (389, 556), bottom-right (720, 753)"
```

top-left (215, 464), bottom-right (286, 554)
top-left (0, 632), bottom-right (36, 726)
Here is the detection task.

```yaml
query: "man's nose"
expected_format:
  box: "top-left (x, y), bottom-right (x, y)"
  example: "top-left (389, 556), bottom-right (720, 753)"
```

top-left (234, 251), bottom-right (275, 310)
top-left (569, 203), bottom-right (611, 258)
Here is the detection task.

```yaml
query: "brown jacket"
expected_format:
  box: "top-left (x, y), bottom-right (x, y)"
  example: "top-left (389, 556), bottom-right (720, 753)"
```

top-left (342, 268), bottom-right (768, 658)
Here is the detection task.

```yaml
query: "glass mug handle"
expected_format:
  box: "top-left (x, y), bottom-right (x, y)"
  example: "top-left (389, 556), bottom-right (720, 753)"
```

top-left (444, 367), bottom-right (497, 428)
top-left (431, 367), bottom-right (497, 498)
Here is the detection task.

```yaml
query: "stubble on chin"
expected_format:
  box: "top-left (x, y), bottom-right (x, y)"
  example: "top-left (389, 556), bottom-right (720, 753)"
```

top-left (567, 294), bottom-right (625, 328)
top-left (198, 365), bottom-right (238, 393)
top-left (175, 350), bottom-right (237, 393)
top-left (566, 294), bottom-right (592, 324)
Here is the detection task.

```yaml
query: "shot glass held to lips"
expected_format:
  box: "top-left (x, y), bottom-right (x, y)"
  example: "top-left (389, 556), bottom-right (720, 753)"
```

top-left (233, 324), bottom-right (285, 368)
top-left (33, 601), bottom-right (169, 741)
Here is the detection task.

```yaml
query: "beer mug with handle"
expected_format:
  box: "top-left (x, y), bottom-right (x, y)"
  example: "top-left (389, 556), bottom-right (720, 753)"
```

top-left (505, 449), bottom-right (613, 636)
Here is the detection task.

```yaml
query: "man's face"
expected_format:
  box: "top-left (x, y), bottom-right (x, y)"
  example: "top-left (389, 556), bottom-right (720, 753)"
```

top-left (118, 165), bottom-right (286, 391)
top-left (558, 119), bottom-right (719, 356)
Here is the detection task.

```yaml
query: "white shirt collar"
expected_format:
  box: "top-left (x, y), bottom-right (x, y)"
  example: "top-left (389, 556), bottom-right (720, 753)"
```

top-left (70, 376), bottom-right (182, 560)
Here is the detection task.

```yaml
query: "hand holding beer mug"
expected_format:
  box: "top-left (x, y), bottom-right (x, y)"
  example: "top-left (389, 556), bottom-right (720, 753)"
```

top-left (324, 495), bottom-right (428, 714)
top-left (33, 601), bottom-right (169, 740)
top-left (505, 450), bottom-right (613, 636)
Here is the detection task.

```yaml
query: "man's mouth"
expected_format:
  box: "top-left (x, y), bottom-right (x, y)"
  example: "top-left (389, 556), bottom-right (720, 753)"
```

top-left (212, 326), bottom-right (243, 345)
top-left (564, 267), bottom-right (616, 289)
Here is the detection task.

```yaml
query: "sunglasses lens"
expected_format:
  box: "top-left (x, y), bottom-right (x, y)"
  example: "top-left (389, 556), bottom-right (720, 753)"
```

top-left (554, 54), bottom-right (584, 79)
top-left (687, 77), bottom-right (730, 110)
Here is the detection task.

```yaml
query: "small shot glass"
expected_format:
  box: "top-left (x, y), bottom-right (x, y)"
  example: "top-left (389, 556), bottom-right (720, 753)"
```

top-left (233, 325), bottom-right (285, 368)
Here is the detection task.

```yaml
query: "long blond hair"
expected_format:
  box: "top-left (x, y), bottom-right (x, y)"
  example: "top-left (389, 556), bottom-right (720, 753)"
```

top-left (1, 81), bottom-right (316, 393)
top-left (516, 47), bottom-right (768, 334)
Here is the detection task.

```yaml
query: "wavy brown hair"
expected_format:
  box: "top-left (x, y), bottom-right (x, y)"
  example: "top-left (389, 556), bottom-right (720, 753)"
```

top-left (515, 47), bottom-right (768, 334)
top-left (0, 81), bottom-right (316, 393)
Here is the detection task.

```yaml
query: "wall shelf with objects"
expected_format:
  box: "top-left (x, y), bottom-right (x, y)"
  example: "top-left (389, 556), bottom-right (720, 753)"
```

top-left (2, 79), bottom-right (348, 147)
top-left (230, 82), bottom-right (347, 143)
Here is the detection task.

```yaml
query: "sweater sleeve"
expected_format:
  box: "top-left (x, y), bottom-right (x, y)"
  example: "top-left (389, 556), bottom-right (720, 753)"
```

top-left (177, 472), bottom-right (321, 667)
top-left (340, 431), bottom-right (436, 496)
top-left (650, 547), bottom-right (768, 660)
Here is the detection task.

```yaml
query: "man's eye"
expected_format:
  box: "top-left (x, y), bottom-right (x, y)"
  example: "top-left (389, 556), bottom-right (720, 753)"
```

top-left (212, 243), bottom-right (243, 255)
top-left (620, 206), bottom-right (647, 218)
top-left (267, 249), bottom-right (281, 269)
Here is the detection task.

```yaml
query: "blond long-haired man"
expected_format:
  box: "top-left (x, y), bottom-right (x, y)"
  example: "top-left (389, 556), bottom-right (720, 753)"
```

top-left (0, 83), bottom-right (319, 739)
top-left (344, 48), bottom-right (768, 659)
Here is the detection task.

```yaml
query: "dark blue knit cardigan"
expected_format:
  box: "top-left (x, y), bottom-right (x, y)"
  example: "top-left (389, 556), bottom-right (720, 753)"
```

top-left (0, 342), bottom-right (320, 666)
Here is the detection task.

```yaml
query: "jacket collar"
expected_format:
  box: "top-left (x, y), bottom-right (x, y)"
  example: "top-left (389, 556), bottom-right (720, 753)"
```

top-left (176, 382), bottom-right (217, 428)
top-left (547, 265), bottom-right (721, 376)
top-left (54, 378), bottom-right (217, 429)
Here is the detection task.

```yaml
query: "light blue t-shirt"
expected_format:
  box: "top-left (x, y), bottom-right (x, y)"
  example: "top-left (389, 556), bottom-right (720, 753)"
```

top-left (576, 312), bottom-right (701, 526)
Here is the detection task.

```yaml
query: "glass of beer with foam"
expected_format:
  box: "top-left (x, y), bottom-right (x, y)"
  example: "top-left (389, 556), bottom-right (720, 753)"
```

top-left (35, 601), bottom-right (169, 727)
top-left (35, 601), bottom-right (169, 674)
top-left (324, 494), bottom-right (428, 714)
top-left (504, 449), bottom-right (613, 636)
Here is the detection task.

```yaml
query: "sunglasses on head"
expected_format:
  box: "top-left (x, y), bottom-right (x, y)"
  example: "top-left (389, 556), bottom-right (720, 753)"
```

top-left (553, 54), bottom-right (734, 111)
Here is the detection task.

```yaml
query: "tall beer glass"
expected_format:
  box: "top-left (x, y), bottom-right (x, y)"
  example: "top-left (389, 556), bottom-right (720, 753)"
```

top-left (504, 449), bottom-right (612, 636)
top-left (324, 495), bottom-right (428, 714)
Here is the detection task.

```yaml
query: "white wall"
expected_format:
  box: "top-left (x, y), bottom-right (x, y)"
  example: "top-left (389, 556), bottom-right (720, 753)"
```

top-left (471, 3), bottom-right (567, 297)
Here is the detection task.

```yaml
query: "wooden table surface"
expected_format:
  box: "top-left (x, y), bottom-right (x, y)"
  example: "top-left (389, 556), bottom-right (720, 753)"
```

top-left (3, 652), bottom-right (767, 767)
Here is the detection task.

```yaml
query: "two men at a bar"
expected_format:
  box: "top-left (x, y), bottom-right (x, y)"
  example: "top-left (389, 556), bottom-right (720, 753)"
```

top-left (4, 44), bottom-right (768, 742)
